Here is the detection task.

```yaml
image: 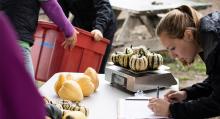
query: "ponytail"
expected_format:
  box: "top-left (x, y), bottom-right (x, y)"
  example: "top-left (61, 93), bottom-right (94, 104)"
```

top-left (156, 5), bottom-right (201, 39)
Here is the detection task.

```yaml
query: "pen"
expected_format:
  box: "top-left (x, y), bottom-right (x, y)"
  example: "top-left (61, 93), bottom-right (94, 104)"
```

top-left (157, 85), bottom-right (159, 98)
top-left (125, 98), bottom-right (150, 101)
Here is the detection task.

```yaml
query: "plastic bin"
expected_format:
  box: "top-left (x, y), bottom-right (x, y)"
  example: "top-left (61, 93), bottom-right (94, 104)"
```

top-left (31, 21), bottom-right (109, 82)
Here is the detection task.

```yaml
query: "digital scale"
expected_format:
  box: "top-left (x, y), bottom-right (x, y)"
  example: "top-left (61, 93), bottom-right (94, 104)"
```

top-left (105, 65), bottom-right (177, 92)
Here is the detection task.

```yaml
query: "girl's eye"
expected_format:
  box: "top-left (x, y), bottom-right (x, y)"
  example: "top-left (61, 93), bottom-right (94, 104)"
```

top-left (170, 47), bottom-right (176, 51)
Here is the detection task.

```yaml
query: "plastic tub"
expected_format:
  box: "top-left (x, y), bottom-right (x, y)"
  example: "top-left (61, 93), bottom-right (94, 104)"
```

top-left (31, 21), bottom-right (109, 81)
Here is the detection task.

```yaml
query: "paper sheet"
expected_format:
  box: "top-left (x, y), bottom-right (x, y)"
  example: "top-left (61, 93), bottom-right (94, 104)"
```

top-left (118, 98), bottom-right (168, 119)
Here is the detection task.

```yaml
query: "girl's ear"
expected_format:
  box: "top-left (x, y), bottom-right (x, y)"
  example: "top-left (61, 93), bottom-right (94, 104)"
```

top-left (183, 29), bottom-right (193, 42)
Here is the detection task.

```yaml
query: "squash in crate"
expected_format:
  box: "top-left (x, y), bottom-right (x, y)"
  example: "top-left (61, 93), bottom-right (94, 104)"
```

top-left (147, 53), bottom-right (163, 70)
top-left (129, 54), bottom-right (148, 71)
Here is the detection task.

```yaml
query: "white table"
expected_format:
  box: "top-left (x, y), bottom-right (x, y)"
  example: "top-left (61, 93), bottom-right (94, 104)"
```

top-left (39, 72), bottom-right (179, 119)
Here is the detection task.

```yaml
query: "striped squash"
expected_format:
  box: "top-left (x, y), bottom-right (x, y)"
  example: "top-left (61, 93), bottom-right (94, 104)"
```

top-left (131, 46), bottom-right (146, 55)
top-left (111, 52), bottom-right (123, 65)
top-left (143, 48), bottom-right (151, 56)
top-left (129, 54), bottom-right (148, 71)
top-left (124, 45), bottom-right (133, 54)
top-left (147, 53), bottom-right (163, 70)
top-left (61, 103), bottom-right (89, 117)
top-left (118, 49), bottom-right (134, 68)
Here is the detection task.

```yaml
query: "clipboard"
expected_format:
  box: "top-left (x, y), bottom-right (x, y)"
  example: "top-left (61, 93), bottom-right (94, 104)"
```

top-left (117, 97), bottom-right (168, 119)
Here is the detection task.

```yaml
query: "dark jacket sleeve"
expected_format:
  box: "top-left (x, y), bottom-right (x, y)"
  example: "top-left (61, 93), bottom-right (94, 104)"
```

top-left (93, 0), bottom-right (113, 33)
top-left (169, 75), bottom-right (220, 119)
top-left (58, 0), bottom-right (70, 18)
top-left (181, 77), bottom-right (212, 100)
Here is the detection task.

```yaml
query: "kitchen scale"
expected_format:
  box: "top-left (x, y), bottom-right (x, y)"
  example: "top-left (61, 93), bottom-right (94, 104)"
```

top-left (105, 65), bottom-right (177, 92)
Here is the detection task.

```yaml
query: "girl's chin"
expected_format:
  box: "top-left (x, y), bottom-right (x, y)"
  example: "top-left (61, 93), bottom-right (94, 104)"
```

top-left (180, 58), bottom-right (194, 66)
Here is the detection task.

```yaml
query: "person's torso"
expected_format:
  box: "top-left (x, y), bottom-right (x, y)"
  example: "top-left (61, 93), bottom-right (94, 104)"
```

top-left (198, 11), bottom-right (220, 75)
top-left (62, 0), bottom-right (116, 38)
top-left (64, 0), bottom-right (96, 31)
top-left (0, 0), bottom-right (40, 45)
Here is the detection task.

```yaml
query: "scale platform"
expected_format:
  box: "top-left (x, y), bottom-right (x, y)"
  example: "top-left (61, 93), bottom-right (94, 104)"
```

top-left (105, 65), bottom-right (177, 92)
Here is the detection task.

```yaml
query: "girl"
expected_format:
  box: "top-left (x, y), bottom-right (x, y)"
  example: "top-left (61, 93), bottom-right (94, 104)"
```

top-left (148, 5), bottom-right (220, 119)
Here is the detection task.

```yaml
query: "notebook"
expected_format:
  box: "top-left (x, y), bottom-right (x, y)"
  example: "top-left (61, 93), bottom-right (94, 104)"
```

top-left (117, 97), bottom-right (168, 119)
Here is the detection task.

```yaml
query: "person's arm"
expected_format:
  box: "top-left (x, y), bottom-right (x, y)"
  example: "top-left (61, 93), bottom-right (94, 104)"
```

top-left (169, 75), bottom-right (220, 119)
top-left (40, 0), bottom-right (74, 38)
top-left (40, 0), bottom-right (78, 49)
top-left (181, 77), bottom-right (212, 100)
top-left (93, 0), bottom-right (113, 33)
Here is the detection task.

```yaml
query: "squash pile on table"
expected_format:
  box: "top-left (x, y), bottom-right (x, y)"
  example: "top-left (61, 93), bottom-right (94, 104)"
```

top-left (54, 67), bottom-right (99, 102)
top-left (111, 45), bottom-right (163, 71)
top-left (44, 96), bottom-right (88, 119)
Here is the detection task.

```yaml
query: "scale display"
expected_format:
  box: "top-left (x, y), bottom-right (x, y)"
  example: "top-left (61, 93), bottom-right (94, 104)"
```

top-left (112, 73), bottom-right (127, 87)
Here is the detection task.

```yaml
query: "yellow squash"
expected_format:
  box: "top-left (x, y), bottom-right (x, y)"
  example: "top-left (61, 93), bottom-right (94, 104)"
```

top-left (77, 75), bottom-right (95, 96)
top-left (54, 74), bottom-right (74, 95)
top-left (84, 67), bottom-right (99, 90)
top-left (58, 80), bottom-right (83, 102)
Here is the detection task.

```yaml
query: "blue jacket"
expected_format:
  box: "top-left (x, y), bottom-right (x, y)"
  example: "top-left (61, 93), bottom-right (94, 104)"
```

top-left (170, 12), bottom-right (220, 119)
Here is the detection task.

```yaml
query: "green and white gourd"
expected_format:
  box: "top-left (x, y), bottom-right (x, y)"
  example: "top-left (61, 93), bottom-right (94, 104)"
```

top-left (118, 49), bottom-right (134, 68)
top-left (131, 45), bottom-right (146, 55)
top-left (143, 48), bottom-right (152, 56)
top-left (124, 45), bottom-right (133, 54)
top-left (129, 54), bottom-right (148, 71)
top-left (147, 53), bottom-right (163, 70)
top-left (111, 52), bottom-right (123, 65)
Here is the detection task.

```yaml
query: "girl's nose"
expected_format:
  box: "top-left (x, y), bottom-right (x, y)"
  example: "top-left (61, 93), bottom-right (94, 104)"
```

top-left (170, 51), bottom-right (178, 59)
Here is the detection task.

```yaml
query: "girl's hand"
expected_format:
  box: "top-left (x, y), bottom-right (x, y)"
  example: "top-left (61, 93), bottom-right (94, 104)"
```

top-left (62, 29), bottom-right (79, 50)
top-left (164, 90), bottom-right (187, 103)
top-left (148, 98), bottom-right (170, 117)
top-left (91, 29), bottom-right (103, 41)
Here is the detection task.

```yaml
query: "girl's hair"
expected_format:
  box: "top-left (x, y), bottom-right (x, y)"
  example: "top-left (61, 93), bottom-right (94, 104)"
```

top-left (156, 5), bottom-right (202, 39)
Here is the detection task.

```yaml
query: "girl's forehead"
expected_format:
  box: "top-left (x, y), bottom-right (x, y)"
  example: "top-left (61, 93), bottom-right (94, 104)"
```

top-left (160, 32), bottom-right (176, 43)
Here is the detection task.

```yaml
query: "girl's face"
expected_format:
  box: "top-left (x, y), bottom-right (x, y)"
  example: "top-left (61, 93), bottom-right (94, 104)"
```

top-left (159, 31), bottom-right (200, 65)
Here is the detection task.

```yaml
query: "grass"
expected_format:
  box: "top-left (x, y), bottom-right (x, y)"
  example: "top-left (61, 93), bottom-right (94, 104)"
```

top-left (159, 51), bottom-right (206, 82)
top-left (179, 77), bottom-right (191, 81)
top-left (165, 57), bottom-right (206, 74)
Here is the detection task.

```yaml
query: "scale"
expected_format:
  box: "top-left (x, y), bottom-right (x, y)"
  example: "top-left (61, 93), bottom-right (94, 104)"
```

top-left (105, 65), bottom-right (177, 92)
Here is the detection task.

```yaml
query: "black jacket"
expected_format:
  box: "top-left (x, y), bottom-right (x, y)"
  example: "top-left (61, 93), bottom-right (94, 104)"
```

top-left (170, 12), bottom-right (220, 119)
top-left (0, 0), bottom-right (41, 45)
top-left (58, 0), bottom-right (116, 41)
